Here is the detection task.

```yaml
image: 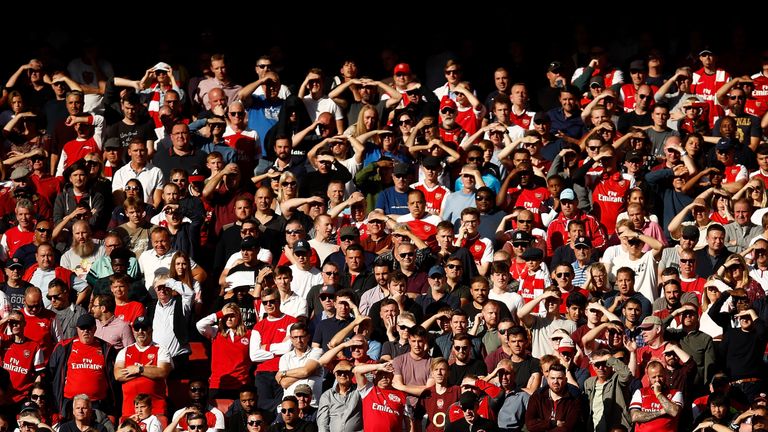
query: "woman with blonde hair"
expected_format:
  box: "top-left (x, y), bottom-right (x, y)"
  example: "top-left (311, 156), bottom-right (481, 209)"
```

top-left (275, 170), bottom-right (298, 214)
top-left (195, 302), bottom-right (252, 400)
top-left (700, 275), bottom-right (727, 340)
top-left (169, 251), bottom-right (203, 312)
top-left (718, 253), bottom-right (764, 302)
top-left (584, 263), bottom-right (612, 300)
top-left (733, 178), bottom-right (768, 209)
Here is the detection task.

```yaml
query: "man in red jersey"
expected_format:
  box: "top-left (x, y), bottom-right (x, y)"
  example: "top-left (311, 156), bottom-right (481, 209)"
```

top-left (47, 314), bottom-right (118, 416)
top-left (0, 310), bottom-right (44, 403)
top-left (250, 287), bottom-right (296, 413)
top-left (114, 316), bottom-right (172, 420)
top-left (546, 188), bottom-right (606, 256)
top-left (629, 360), bottom-right (683, 432)
top-left (692, 48), bottom-right (731, 101)
top-left (0, 198), bottom-right (36, 261)
top-left (411, 156), bottom-right (451, 216)
top-left (21, 286), bottom-right (61, 363)
top-left (355, 361), bottom-right (411, 432)
top-left (419, 357), bottom-right (460, 432)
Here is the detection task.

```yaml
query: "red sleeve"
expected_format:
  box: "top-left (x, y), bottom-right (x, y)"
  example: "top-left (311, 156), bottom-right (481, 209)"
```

top-left (475, 379), bottom-right (501, 398)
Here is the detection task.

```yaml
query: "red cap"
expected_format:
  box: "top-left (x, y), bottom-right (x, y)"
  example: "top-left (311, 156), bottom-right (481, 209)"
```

top-left (440, 96), bottom-right (457, 111)
top-left (394, 63), bottom-right (411, 75)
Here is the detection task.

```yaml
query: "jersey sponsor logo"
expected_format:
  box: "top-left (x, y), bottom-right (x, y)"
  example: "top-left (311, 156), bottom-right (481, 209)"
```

top-left (372, 402), bottom-right (395, 414)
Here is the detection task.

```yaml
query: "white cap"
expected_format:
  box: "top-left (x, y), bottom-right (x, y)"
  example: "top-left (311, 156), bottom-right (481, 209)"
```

top-left (153, 62), bottom-right (171, 72)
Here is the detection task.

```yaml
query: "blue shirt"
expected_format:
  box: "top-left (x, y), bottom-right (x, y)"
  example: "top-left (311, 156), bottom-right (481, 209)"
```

top-left (546, 107), bottom-right (585, 139)
top-left (247, 96), bottom-right (283, 157)
top-left (200, 142), bottom-right (237, 164)
top-left (453, 174), bottom-right (501, 194)
top-left (362, 143), bottom-right (411, 167)
top-left (375, 187), bottom-right (409, 215)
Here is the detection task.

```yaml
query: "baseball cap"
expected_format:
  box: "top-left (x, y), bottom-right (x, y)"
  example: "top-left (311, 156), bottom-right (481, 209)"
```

top-left (7, 257), bottom-right (23, 270)
top-left (393, 163), bottom-right (410, 176)
top-left (533, 112), bottom-right (551, 124)
top-left (681, 225), bottom-right (700, 241)
top-left (589, 76), bottom-right (604, 88)
top-left (294, 384), bottom-right (312, 396)
top-left (422, 156), bottom-right (443, 170)
top-left (625, 150), bottom-right (644, 163)
top-left (439, 96), bottom-right (457, 111)
top-left (153, 62), bottom-right (171, 72)
top-left (521, 247), bottom-right (544, 261)
top-left (293, 240), bottom-right (311, 254)
top-left (559, 188), bottom-right (576, 201)
top-left (133, 315), bottom-right (152, 330)
top-left (699, 47), bottom-right (714, 56)
top-left (638, 316), bottom-right (662, 329)
top-left (429, 265), bottom-right (446, 277)
top-left (511, 231), bottom-right (532, 245)
top-left (103, 136), bottom-right (121, 149)
top-left (574, 236), bottom-right (592, 248)
top-left (558, 337), bottom-right (576, 353)
top-left (756, 393), bottom-right (768, 403)
top-left (76, 314), bottom-right (96, 329)
top-left (319, 285), bottom-right (336, 296)
top-left (19, 401), bottom-right (39, 413)
top-left (715, 137), bottom-right (735, 152)
top-left (241, 236), bottom-right (258, 250)
top-left (10, 166), bottom-right (31, 181)
top-left (459, 391), bottom-right (478, 410)
top-left (629, 59), bottom-right (646, 72)
top-left (547, 61), bottom-right (562, 73)
top-left (339, 225), bottom-right (361, 238)
top-left (394, 63), bottom-right (411, 75)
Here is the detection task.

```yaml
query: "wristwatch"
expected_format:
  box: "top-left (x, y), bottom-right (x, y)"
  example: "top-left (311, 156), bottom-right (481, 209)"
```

top-left (138, 365), bottom-right (145, 375)
top-left (281, 370), bottom-right (287, 377)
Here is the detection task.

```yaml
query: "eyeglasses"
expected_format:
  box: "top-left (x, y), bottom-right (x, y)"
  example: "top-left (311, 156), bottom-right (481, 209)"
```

top-left (295, 392), bottom-right (311, 398)
top-left (124, 185), bottom-right (140, 191)
top-left (733, 296), bottom-right (749, 303)
top-left (399, 252), bottom-right (415, 258)
top-left (679, 258), bottom-right (695, 264)
top-left (556, 272), bottom-right (572, 278)
top-left (36, 227), bottom-right (52, 233)
top-left (592, 361), bottom-right (608, 369)
top-left (247, 420), bottom-right (264, 426)
top-left (319, 295), bottom-right (335, 301)
top-left (188, 425), bottom-right (204, 431)
top-left (334, 370), bottom-right (352, 377)
top-left (262, 299), bottom-right (279, 305)
top-left (256, 64), bottom-right (272, 69)
top-left (229, 111), bottom-right (245, 117)
top-left (476, 195), bottom-right (492, 201)
top-left (446, 264), bottom-right (462, 270)
top-left (512, 243), bottom-right (528, 248)
top-left (30, 394), bottom-right (44, 401)
top-left (286, 229), bottom-right (303, 235)
top-left (399, 119), bottom-right (413, 125)
top-left (755, 249), bottom-right (767, 255)
top-left (498, 328), bottom-right (512, 335)
top-left (46, 294), bottom-right (62, 301)
top-left (340, 236), bottom-right (356, 242)
top-left (398, 325), bottom-right (412, 330)
top-left (20, 422), bottom-right (37, 429)
top-left (280, 408), bottom-right (297, 414)
top-left (729, 95), bottom-right (746, 101)
top-left (324, 271), bottom-right (339, 276)
top-left (454, 346), bottom-right (470, 352)
top-left (281, 181), bottom-right (297, 187)
top-left (637, 94), bottom-right (650, 99)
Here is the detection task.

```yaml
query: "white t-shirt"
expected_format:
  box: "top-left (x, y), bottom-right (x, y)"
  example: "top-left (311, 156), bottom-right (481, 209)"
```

top-left (288, 266), bottom-right (323, 299)
top-left (278, 347), bottom-right (323, 407)
top-left (488, 289), bottom-right (525, 319)
top-left (610, 251), bottom-right (658, 303)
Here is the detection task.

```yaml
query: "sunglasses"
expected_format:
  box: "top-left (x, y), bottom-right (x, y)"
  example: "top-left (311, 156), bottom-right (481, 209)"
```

top-left (188, 425), bottom-right (204, 431)
top-left (286, 229), bottom-right (303, 235)
top-left (755, 248), bottom-right (767, 255)
top-left (498, 328), bottom-right (512, 335)
top-left (281, 181), bottom-right (297, 187)
top-left (729, 95), bottom-right (746, 101)
top-left (733, 296), bottom-right (749, 303)
top-left (280, 408), bottom-right (297, 414)
top-left (679, 258), bottom-right (695, 264)
top-left (124, 186), bottom-right (139, 191)
top-left (446, 264), bottom-right (462, 270)
top-left (247, 420), bottom-right (264, 426)
top-left (256, 64), bottom-right (272, 69)
top-left (30, 394), bottom-right (44, 401)
top-left (440, 108), bottom-right (455, 114)
top-left (262, 299), bottom-right (279, 305)
top-left (295, 392), bottom-right (311, 398)
top-left (229, 111), bottom-right (245, 117)
top-left (334, 370), bottom-right (352, 377)
top-left (36, 227), bottom-right (52, 233)
top-left (454, 346), bottom-right (470, 352)
top-left (398, 324), bottom-right (412, 330)
top-left (319, 294), bottom-right (335, 301)
top-left (399, 252), bottom-right (415, 258)
top-left (445, 70), bottom-right (460, 75)
top-left (189, 387), bottom-right (206, 393)
top-left (517, 219), bottom-right (533, 224)
top-left (637, 94), bottom-right (650, 99)
top-left (46, 294), bottom-right (62, 301)
top-left (592, 361), bottom-right (608, 369)
top-left (556, 272), bottom-right (571, 278)
top-left (8, 320), bottom-right (22, 327)
top-left (551, 337), bottom-right (563, 342)
top-left (324, 271), bottom-right (340, 276)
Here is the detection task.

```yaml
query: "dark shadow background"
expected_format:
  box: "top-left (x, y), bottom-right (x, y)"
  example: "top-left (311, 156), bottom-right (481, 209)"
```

top-left (2, 21), bottom-right (765, 108)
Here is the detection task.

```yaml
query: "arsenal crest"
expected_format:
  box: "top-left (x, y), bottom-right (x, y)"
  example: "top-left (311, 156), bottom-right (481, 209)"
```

top-left (388, 393), bottom-right (402, 403)
top-left (23, 350), bottom-right (31, 358)
top-left (241, 338), bottom-right (249, 345)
